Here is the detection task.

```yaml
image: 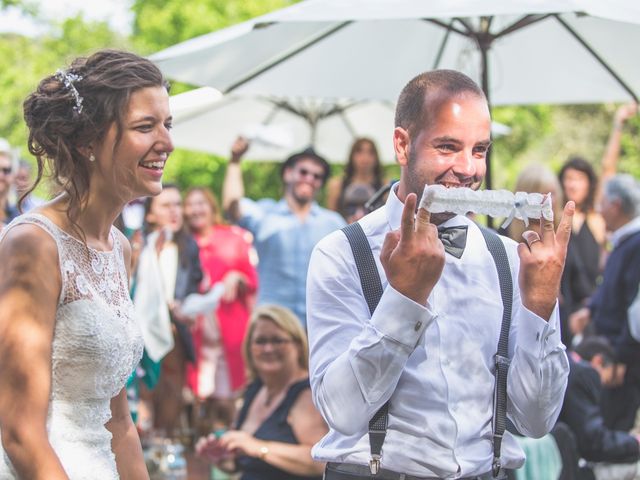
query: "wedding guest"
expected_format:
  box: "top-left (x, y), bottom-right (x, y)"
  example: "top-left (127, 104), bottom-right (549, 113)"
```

top-left (184, 186), bottom-right (258, 431)
top-left (196, 305), bottom-right (328, 479)
top-left (326, 138), bottom-right (385, 223)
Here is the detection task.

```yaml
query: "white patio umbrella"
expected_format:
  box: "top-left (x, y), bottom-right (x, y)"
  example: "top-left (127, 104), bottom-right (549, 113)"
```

top-left (152, 0), bottom-right (640, 188)
top-left (169, 87), bottom-right (510, 163)
top-left (169, 87), bottom-right (396, 162)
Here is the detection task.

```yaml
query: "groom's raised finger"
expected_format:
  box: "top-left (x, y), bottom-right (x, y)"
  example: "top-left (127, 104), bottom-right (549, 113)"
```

top-left (401, 193), bottom-right (417, 240)
top-left (540, 194), bottom-right (556, 244)
top-left (555, 201), bottom-right (575, 247)
top-left (415, 206), bottom-right (431, 233)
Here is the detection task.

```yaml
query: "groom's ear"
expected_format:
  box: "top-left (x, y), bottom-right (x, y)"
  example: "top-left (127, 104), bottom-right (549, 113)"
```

top-left (394, 127), bottom-right (411, 167)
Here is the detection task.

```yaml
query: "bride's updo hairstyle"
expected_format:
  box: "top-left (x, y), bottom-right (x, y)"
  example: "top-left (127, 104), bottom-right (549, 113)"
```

top-left (23, 49), bottom-right (168, 226)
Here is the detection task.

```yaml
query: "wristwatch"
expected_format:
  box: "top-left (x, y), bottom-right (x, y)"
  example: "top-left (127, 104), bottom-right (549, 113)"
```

top-left (259, 444), bottom-right (269, 460)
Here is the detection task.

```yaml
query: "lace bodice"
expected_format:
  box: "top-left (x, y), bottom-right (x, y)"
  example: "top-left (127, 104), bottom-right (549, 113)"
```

top-left (0, 213), bottom-right (144, 479)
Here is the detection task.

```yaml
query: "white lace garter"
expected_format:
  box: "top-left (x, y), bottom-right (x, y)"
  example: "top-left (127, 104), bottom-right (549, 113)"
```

top-left (419, 184), bottom-right (554, 228)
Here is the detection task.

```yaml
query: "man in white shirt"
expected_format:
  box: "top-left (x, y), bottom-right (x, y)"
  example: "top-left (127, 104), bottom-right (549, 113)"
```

top-left (306, 70), bottom-right (574, 479)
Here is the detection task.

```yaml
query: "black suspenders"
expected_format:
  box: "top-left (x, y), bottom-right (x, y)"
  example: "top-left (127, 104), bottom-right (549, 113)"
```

top-left (341, 222), bottom-right (512, 478)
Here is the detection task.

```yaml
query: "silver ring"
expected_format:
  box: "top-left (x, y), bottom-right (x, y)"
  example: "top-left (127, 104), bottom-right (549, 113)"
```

top-left (528, 238), bottom-right (541, 246)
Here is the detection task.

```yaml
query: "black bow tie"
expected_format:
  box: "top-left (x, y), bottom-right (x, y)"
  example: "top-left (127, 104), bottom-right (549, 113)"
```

top-left (438, 225), bottom-right (468, 259)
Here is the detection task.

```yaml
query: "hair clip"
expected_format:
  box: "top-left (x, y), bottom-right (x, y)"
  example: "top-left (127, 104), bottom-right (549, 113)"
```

top-left (55, 69), bottom-right (84, 114)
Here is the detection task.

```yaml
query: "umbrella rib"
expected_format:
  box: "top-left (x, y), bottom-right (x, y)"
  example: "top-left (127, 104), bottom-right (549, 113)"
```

top-left (453, 17), bottom-right (477, 37)
top-left (272, 99), bottom-right (356, 123)
top-left (424, 18), bottom-right (472, 38)
top-left (320, 101), bottom-right (356, 120)
top-left (224, 21), bottom-right (352, 94)
top-left (270, 98), bottom-right (306, 118)
top-left (338, 110), bottom-right (358, 138)
top-left (493, 14), bottom-right (551, 38)
top-left (432, 21), bottom-right (453, 69)
top-left (266, 99), bottom-right (325, 138)
top-left (553, 14), bottom-right (639, 103)
top-left (483, 16), bottom-right (494, 31)
top-left (262, 100), bottom-right (284, 124)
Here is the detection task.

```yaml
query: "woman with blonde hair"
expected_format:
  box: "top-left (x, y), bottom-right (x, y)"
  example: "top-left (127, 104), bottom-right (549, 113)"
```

top-left (505, 163), bottom-right (591, 347)
top-left (503, 163), bottom-right (564, 241)
top-left (196, 304), bottom-right (327, 479)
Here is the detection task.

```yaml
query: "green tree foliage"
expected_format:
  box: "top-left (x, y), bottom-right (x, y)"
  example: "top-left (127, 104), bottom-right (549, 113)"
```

top-left (131, 0), bottom-right (298, 53)
top-left (619, 118), bottom-right (640, 177)
top-left (492, 104), bottom-right (640, 191)
top-left (491, 105), bottom-right (554, 189)
top-left (0, 15), bottom-right (126, 192)
top-left (1, 0), bottom-right (24, 8)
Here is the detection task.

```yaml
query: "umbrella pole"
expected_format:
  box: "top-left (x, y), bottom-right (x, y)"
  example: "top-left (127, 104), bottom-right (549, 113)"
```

top-left (310, 118), bottom-right (317, 147)
top-left (479, 36), bottom-right (495, 229)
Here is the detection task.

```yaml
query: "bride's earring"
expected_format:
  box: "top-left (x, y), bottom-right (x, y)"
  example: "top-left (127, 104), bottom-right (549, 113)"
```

top-left (89, 153), bottom-right (95, 162)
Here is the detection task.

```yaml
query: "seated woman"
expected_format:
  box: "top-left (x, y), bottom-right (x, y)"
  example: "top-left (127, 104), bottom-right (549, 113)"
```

top-left (196, 305), bottom-right (327, 479)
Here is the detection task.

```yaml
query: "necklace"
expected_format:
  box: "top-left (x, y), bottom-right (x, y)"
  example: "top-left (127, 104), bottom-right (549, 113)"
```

top-left (261, 372), bottom-right (304, 407)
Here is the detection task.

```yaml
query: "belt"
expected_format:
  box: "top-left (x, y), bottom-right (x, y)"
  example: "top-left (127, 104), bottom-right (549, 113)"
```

top-left (325, 462), bottom-right (504, 480)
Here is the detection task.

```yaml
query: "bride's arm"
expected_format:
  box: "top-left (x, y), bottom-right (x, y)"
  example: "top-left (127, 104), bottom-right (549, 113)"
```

top-left (107, 389), bottom-right (149, 480)
top-left (0, 224), bottom-right (69, 479)
top-left (105, 229), bottom-right (149, 479)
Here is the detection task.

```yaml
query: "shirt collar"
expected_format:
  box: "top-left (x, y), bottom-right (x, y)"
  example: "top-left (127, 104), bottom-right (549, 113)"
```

top-left (611, 215), bottom-right (640, 248)
top-left (277, 197), bottom-right (320, 216)
top-left (385, 183), bottom-right (472, 230)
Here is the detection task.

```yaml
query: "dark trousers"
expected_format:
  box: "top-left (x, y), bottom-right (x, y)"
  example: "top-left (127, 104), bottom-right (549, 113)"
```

top-left (602, 363), bottom-right (640, 431)
top-left (324, 463), bottom-right (505, 480)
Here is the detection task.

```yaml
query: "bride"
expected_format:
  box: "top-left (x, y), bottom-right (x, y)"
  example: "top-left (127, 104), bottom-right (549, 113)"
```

top-left (0, 49), bottom-right (173, 479)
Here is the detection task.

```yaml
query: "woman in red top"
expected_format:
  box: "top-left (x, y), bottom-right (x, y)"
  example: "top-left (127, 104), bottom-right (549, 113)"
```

top-left (184, 187), bottom-right (258, 431)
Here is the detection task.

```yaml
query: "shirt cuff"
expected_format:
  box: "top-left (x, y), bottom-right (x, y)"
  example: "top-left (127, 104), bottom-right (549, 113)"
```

top-left (369, 285), bottom-right (437, 348)
top-left (516, 301), bottom-right (563, 357)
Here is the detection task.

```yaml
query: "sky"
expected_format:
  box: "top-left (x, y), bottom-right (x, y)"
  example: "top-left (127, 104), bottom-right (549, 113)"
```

top-left (0, 0), bottom-right (133, 35)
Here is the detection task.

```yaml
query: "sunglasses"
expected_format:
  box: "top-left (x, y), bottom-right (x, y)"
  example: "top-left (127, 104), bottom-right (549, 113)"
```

top-left (0, 167), bottom-right (11, 175)
top-left (296, 167), bottom-right (323, 182)
top-left (252, 336), bottom-right (293, 347)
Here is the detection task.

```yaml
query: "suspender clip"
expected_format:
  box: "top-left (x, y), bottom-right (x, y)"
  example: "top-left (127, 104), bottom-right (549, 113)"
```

top-left (494, 354), bottom-right (511, 368)
top-left (369, 454), bottom-right (381, 475)
top-left (492, 456), bottom-right (502, 478)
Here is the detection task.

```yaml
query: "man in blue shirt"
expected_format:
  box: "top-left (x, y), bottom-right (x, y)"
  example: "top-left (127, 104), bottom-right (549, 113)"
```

top-left (222, 137), bottom-right (345, 325)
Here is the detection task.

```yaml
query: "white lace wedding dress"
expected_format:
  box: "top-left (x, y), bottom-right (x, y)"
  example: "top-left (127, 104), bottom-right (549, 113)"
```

top-left (0, 214), bottom-right (144, 479)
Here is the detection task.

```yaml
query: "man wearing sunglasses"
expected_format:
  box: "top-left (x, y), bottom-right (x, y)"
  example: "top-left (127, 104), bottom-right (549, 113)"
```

top-left (223, 138), bottom-right (345, 326)
top-left (0, 139), bottom-right (19, 229)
